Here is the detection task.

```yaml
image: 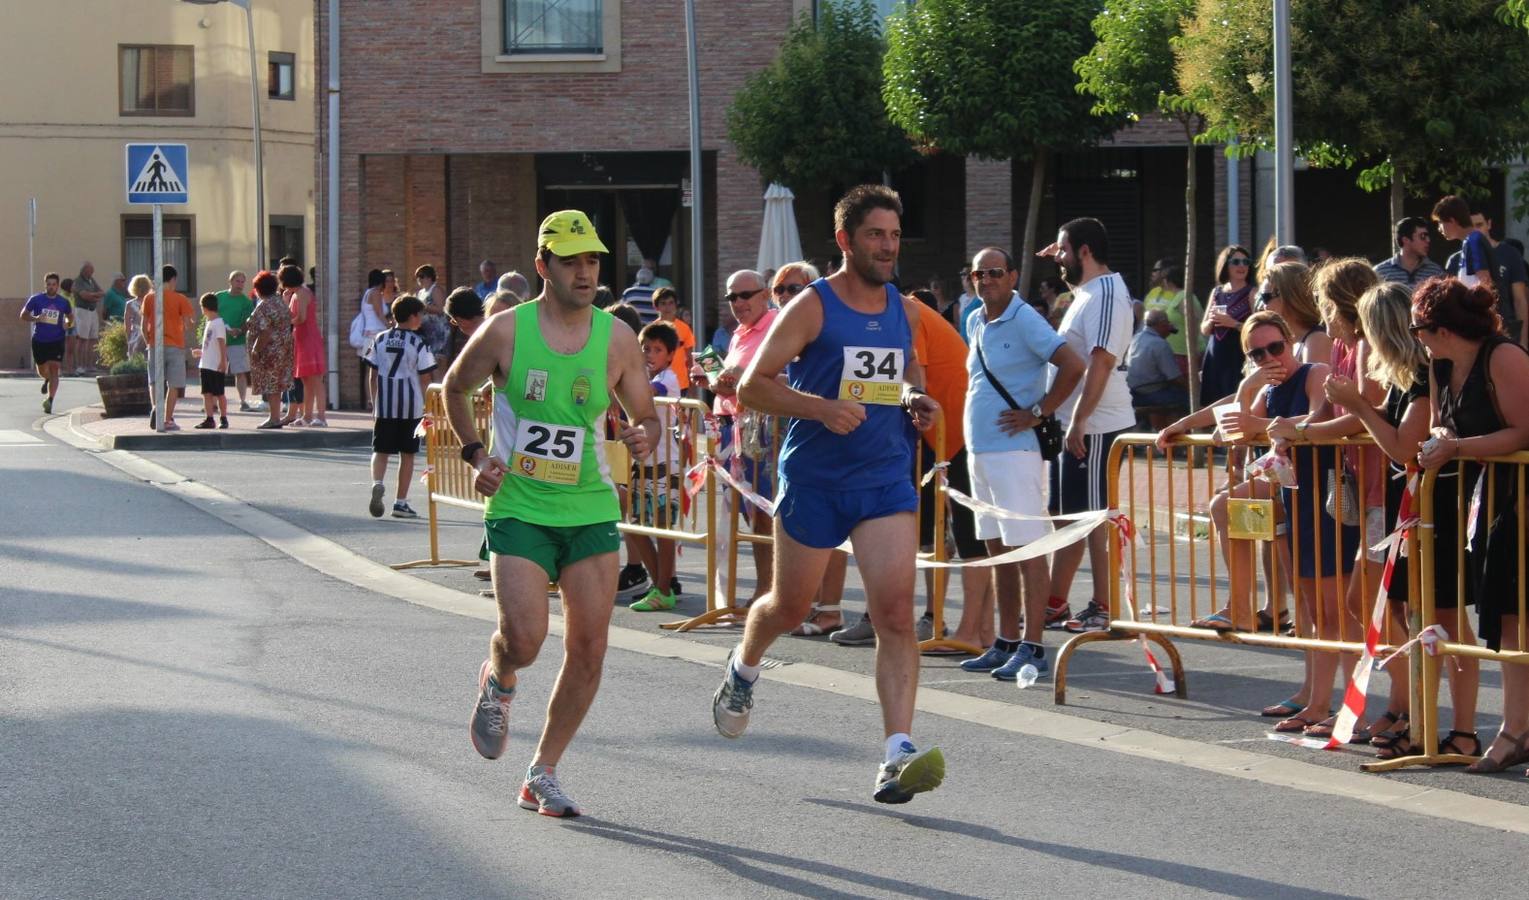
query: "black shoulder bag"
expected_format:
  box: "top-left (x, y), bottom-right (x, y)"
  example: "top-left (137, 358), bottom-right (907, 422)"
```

top-left (975, 340), bottom-right (1062, 462)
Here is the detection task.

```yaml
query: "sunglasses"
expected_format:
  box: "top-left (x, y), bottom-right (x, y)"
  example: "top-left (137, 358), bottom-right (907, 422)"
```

top-left (725, 288), bottom-right (763, 303)
top-left (772, 283), bottom-right (805, 297)
top-left (1227, 257), bottom-right (1252, 266)
top-left (1256, 290), bottom-right (1278, 307)
top-left (970, 267), bottom-right (1009, 282)
top-left (1408, 321), bottom-right (1439, 334)
top-left (1247, 340), bottom-right (1287, 362)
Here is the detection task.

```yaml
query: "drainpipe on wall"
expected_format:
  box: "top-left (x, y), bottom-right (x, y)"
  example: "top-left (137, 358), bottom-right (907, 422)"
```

top-left (326, 0), bottom-right (340, 407)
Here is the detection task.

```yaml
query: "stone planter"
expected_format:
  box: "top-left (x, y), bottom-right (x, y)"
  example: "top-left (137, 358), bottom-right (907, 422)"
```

top-left (97, 372), bottom-right (151, 418)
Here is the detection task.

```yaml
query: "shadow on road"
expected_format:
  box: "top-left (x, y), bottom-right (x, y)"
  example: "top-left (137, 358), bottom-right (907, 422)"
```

top-left (569, 816), bottom-right (976, 900)
top-left (804, 799), bottom-right (1360, 899)
top-left (0, 587), bottom-right (215, 630)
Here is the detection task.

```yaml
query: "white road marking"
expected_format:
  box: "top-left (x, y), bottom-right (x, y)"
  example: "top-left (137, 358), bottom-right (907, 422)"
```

top-left (0, 429), bottom-right (45, 446)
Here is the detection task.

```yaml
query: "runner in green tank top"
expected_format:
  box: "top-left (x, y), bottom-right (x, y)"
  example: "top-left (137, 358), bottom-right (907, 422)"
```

top-left (443, 210), bottom-right (659, 818)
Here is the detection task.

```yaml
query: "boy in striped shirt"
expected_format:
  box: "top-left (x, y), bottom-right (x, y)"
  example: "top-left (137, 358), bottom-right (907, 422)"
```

top-left (366, 295), bottom-right (437, 519)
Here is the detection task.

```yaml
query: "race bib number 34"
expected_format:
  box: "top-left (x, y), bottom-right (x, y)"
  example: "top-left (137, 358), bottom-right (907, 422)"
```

top-left (838, 347), bottom-right (904, 405)
top-left (511, 419), bottom-right (585, 485)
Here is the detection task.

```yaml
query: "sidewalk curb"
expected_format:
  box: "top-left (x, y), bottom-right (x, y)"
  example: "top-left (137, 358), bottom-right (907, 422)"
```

top-left (65, 405), bottom-right (369, 451)
top-left (40, 413), bottom-right (1529, 838)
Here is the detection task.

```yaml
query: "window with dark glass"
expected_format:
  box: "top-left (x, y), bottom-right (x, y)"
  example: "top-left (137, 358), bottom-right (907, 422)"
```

top-left (504, 0), bottom-right (602, 54)
top-left (119, 46), bottom-right (194, 116)
top-left (123, 217), bottom-right (194, 292)
top-left (268, 52), bottom-right (295, 100)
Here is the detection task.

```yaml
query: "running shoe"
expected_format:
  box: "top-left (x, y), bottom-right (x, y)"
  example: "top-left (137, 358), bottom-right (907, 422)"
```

top-left (219, 416), bottom-right (229, 429)
top-left (518, 765), bottom-right (580, 817)
top-left (874, 744), bottom-right (945, 804)
top-left (239, 400), bottom-right (253, 412)
top-left (1043, 600), bottom-right (1072, 630)
top-left (1063, 600), bottom-right (1110, 634)
top-left (194, 417), bottom-right (216, 429)
top-left (616, 563), bottom-right (650, 598)
top-left (469, 659), bottom-right (515, 759)
top-left (629, 588), bottom-right (676, 612)
top-left (915, 614), bottom-right (948, 643)
top-left (41, 397), bottom-right (52, 414)
top-left (162, 421), bottom-right (181, 432)
top-left (368, 483), bottom-right (385, 518)
top-left (992, 643), bottom-right (1050, 682)
top-left (830, 614), bottom-right (876, 646)
top-left (392, 501), bottom-right (418, 519)
top-left (959, 645), bottom-right (1012, 673)
top-left (712, 650), bottom-right (755, 739)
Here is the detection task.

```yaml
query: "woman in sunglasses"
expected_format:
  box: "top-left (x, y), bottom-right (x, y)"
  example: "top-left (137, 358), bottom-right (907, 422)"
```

top-left (770, 262), bottom-right (818, 308)
top-left (1310, 282), bottom-right (1478, 760)
top-left (1198, 245), bottom-right (1255, 403)
top-left (1413, 276), bottom-right (1529, 774)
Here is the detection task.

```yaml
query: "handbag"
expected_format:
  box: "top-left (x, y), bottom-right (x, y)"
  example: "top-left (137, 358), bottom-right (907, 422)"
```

top-left (347, 311), bottom-right (366, 350)
top-left (975, 339), bottom-right (1062, 463)
top-left (1324, 468), bottom-right (1360, 526)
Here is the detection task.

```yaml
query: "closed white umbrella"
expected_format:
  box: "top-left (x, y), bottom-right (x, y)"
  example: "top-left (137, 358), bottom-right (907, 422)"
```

top-left (755, 183), bottom-right (804, 275)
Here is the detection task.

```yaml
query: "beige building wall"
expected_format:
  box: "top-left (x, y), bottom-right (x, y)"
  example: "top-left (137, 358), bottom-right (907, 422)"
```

top-left (0, 0), bottom-right (314, 367)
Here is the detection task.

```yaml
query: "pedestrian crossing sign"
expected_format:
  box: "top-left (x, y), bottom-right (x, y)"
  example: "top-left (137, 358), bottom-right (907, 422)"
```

top-left (126, 143), bottom-right (189, 204)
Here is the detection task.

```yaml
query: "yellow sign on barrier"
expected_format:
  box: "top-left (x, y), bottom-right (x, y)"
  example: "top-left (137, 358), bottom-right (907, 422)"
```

top-left (1226, 498), bottom-right (1276, 541)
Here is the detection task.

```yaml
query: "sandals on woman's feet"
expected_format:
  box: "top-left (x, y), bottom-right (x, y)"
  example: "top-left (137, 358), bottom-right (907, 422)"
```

top-left (1372, 716), bottom-right (1418, 761)
top-left (1436, 730), bottom-right (1482, 765)
top-left (1466, 730), bottom-right (1529, 774)
top-left (1352, 710), bottom-right (1404, 745)
top-left (1261, 698), bottom-right (1305, 718)
top-left (789, 604), bottom-right (842, 637)
top-left (1190, 612), bottom-right (1235, 632)
top-left (1255, 608), bottom-right (1292, 633)
top-left (1274, 714), bottom-right (1325, 733)
top-left (1303, 716), bottom-right (1337, 739)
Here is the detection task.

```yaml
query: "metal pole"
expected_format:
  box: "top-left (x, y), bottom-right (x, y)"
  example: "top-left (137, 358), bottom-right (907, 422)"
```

top-left (153, 204), bottom-right (166, 433)
top-left (1273, 0), bottom-right (1295, 244)
top-left (244, 2), bottom-right (266, 271)
top-left (1226, 142), bottom-right (1240, 247)
top-left (27, 198), bottom-right (36, 293)
top-left (326, 0), bottom-right (340, 408)
top-left (684, 0), bottom-right (704, 334)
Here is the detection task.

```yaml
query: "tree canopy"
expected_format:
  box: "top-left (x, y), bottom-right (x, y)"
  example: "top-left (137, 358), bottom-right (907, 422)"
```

top-left (1075, 0), bottom-right (1201, 124)
top-left (725, 0), bottom-right (915, 192)
top-left (1177, 0), bottom-right (1529, 201)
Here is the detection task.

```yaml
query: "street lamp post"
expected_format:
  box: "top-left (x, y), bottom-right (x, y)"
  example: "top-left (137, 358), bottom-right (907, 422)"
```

top-left (183, 0), bottom-right (265, 270)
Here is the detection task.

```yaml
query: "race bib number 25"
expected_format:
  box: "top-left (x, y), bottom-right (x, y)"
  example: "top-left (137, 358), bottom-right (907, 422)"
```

top-left (511, 419), bottom-right (585, 485)
top-left (838, 346), bottom-right (904, 405)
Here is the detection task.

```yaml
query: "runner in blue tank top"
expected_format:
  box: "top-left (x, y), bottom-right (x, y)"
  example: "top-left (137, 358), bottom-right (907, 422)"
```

top-left (710, 185), bottom-right (948, 804)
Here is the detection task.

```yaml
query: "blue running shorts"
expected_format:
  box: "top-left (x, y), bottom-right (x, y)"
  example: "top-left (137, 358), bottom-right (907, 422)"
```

top-left (776, 477), bottom-right (918, 549)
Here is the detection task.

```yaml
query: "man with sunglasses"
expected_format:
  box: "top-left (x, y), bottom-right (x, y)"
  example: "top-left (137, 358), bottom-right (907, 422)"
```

top-left (1374, 216), bottom-right (1444, 288)
top-left (1038, 218), bottom-right (1137, 635)
top-left (693, 269), bottom-right (780, 605)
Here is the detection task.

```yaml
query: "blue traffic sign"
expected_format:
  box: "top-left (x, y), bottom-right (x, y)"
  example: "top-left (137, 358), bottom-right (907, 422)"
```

top-left (126, 143), bottom-right (189, 205)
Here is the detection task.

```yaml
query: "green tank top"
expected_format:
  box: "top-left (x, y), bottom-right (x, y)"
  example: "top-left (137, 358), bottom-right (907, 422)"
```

top-left (485, 301), bottom-right (620, 526)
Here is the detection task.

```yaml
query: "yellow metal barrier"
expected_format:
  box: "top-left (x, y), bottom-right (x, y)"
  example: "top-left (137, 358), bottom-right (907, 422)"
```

top-left (392, 384), bottom-right (490, 570)
top-left (1366, 454), bottom-right (1529, 772)
top-left (1054, 432), bottom-right (1401, 705)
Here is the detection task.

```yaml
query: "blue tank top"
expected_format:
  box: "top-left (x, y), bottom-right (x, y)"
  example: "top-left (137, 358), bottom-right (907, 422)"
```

top-left (778, 277), bottom-right (915, 490)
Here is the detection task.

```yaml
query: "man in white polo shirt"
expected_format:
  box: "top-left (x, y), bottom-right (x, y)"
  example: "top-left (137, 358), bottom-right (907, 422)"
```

top-left (959, 246), bottom-right (1085, 681)
top-left (1038, 217), bottom-right (1136, 634)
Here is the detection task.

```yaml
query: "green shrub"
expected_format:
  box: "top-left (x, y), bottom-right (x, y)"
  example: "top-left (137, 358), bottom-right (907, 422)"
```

top-left (97, 320), bottom-right (131, 369)
top-left (109, 355), bottom-right (147, 376)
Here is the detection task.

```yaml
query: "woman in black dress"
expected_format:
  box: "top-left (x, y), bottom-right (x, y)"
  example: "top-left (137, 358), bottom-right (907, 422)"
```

top-left (1198, 245), bottom-right (1255, 402)
top-left (1319, 282), bottom-right (1478, 759)
top-left (1414, 276), bottom-right (1529, 773)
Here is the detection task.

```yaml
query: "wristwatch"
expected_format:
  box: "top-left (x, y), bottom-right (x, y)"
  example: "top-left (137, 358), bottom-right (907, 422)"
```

top-left (460, 440), bottom-right (485, 464)
top-left (1294, 421), bottom-right (1309, 440)
top-left (1030, 403), bottom-right (1046, 418)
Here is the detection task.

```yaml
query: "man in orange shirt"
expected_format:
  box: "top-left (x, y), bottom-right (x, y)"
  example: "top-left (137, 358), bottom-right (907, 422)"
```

top-left (653, 287), bottom-right (695, 393)
top-left (141, 264), bottom-right (198, 430)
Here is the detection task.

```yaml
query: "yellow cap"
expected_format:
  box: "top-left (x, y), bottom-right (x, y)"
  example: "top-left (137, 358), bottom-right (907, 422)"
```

top-left (537, 210), bottom-right (610, 257)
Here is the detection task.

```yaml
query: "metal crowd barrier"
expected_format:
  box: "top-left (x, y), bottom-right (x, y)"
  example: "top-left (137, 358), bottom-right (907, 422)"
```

top-left (661, 412), bottom-right (971, 657)
top-left (1371, 454), bottom-right (1529, 771)
top-left (1054, 432), bottom-right (1398, 702)
top-left (392, 384), bottom-right (491, 570)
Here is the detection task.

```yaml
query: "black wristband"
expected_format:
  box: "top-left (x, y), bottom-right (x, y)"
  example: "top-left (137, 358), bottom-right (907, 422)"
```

top-left (460, 441), bottom-right (484, 464)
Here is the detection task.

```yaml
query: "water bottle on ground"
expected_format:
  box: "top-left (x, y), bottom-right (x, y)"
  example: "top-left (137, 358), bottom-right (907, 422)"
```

top-left (1014, 663), bottom-right (1039, 689)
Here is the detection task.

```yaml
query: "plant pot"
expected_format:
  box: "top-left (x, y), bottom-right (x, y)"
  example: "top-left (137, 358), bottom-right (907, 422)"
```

top-left (97, 372), bottom-right (151, 418)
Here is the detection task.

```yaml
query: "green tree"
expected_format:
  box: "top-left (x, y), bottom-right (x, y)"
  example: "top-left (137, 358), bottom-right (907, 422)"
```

top-left (1077, 0), bottom-right (1207, 406)
top-left (883, 0), bottom-right (1120, 292)
top-left (1178, 0), bottom-right (1529, 223)
top-left (726, 0), bottom-right (915, 193)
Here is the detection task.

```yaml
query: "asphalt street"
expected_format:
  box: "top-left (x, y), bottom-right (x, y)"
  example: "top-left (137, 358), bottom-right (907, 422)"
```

top-left (4, 376), bottom-right (1528, 899)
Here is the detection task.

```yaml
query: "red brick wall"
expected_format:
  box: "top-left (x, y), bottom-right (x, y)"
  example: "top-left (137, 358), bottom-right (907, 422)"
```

top-left (320, 0), bottom-right (799, 406)
top-left (964, 158), bottom-right (1013, 262)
